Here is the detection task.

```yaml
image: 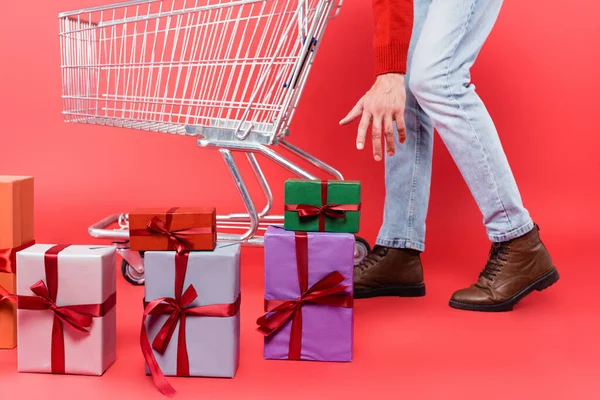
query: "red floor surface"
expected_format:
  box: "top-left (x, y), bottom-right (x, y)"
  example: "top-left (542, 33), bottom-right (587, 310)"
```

top-left (1, 243), bottom-right (598, 400)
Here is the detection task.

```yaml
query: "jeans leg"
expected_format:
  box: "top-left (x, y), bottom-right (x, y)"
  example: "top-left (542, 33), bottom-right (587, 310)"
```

top-left (409, 0), bottom-right (534, 242)
top-left (377, 0), bottom-right (435, 251)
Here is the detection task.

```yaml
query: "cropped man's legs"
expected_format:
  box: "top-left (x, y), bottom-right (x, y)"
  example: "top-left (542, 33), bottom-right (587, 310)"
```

top-left (355, 0), bottom-right (434, 299)
top-left (406, 0), bottom-right (558, 311)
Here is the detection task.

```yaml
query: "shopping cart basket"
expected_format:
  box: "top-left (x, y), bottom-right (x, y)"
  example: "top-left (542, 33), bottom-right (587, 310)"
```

top-left (59, 0), bottom-right (370, 285)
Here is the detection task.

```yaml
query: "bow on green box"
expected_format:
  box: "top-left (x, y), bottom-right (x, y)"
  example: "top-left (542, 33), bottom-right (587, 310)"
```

top-left (284, 180), bottom-right (361, 233)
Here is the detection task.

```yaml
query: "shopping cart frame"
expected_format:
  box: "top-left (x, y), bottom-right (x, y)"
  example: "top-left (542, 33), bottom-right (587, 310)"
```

top-left (60, 0), bottom-right (370, 285)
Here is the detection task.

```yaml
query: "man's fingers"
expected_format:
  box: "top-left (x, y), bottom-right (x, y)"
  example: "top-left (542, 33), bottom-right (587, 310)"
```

top-left (384, 116), bottom-right (395, 156)
top-left (372, 115), bottom-right (383, 161)
top-left (395, 114), bottom-right (407, 144)
top-left (340, 101), bottom-right (363, 126)
top-left (357, 112), bottom-right (371, 150)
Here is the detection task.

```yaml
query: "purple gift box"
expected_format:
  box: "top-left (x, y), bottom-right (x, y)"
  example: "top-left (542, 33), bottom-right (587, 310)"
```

top-left (263, 226), bottom-right (354, 362)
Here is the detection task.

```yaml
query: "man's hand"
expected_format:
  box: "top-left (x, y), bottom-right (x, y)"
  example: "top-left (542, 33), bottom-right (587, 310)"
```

top-left (339, 73), bottom-right (407, 161)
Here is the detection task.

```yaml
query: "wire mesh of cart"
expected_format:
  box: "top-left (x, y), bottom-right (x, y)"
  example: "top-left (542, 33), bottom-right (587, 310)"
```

top-left (59, 0), bottom-right (370, 285)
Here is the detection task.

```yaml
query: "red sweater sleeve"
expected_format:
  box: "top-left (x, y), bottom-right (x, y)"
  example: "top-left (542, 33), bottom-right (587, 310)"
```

top-left (372, 0), bottom-right (414, 75)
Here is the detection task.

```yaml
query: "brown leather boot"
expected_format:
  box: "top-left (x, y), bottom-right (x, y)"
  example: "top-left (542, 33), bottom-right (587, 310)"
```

top-left (449, 225), bottom-right (559, 312)
top-left (354, 246), bottom-right (426, 299)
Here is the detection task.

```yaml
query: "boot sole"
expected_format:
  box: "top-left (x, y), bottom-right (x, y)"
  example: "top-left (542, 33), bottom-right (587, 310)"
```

top-left (354, 283), bottom-right (426, 299)
top-left (448, 267), bottom-right (560, 312)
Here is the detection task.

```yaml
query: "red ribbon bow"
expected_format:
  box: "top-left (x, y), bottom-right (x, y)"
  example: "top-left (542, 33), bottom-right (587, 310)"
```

top-left (285, 181), bottom-right (361, 231)
top-left (288, 203), bottom-right (357, 219)
top-left (18, 280), bottom-right (94, 333)
top-left (141, 252), bottom-right (241, 397)
top-left (256, 232), bottom-right (353, 360)
top-left (0, 241), bottom-right (35, 274)
top-left (144, 217), bottom-right (212, 255)
top-left (15, 244), bottom-right (117, 374)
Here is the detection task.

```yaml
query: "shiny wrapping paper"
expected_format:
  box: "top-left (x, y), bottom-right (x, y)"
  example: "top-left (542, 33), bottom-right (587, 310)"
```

top-left (16, 245), bottom-right (117, 375)
top-left (284, 179), bottom-right (361, 233)
top-left (0, 175), bottom-right (34, 349)
top-left (263, 226), bottom-right (354, 362)
top-left (143, 244), bottom-right (241, 380)
top-left (129, 207), bottom-right (217, 252)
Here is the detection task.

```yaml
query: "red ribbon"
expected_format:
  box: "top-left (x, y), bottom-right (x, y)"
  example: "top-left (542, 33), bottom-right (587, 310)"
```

top-left (15, 245), bottom-right (117, 374)
top-left (0, 241), bottom-right (35, 274)
top-left (141, 252), bottom-right (241, 397)
top-left (130, 207), bottom-right (213, 255)
top-left (256, 232), bottom-right (353, 360)
top-left (285, 181), bottom-right (361, 231)
top-left (0, 285), bottom-right (13, 303)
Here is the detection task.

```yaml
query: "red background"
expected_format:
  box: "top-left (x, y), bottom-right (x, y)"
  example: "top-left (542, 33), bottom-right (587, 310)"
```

top-left (1, 1), bottom-right (599, 399)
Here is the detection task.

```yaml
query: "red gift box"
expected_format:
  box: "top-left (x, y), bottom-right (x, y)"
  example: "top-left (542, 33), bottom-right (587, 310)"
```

top-left (129, 207), bottom-right (217, 253)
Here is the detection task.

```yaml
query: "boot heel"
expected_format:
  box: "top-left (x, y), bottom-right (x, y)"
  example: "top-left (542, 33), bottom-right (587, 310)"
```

top-left (535, 267), bottom-right (560, 292)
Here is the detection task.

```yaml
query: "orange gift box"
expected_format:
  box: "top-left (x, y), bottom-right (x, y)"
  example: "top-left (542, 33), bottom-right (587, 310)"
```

top-left (0, 176), bottom-right (34, 349)
top-left (129, 207), bottom-right (216, 253)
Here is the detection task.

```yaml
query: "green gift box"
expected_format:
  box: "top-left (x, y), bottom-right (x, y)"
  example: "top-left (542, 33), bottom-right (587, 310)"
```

top-left (284, 179), bottom-right (361, 233)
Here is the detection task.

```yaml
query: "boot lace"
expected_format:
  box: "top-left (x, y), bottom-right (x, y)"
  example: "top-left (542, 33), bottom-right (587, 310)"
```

top-left (479, 242), bottom-right (510, 280)
top-left (356, 246), bottom-right (388, 272)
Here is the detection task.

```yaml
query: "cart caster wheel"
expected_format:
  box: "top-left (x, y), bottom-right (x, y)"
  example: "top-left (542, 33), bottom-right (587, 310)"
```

top-left (354, 237), bottom-right (371, 265)
top-left (121, 259), bottom-right (145, 286)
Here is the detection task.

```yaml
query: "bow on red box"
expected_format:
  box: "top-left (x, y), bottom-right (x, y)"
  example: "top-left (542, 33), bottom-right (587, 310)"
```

top-left (256, 231), bottom-right (353, 360)
top-left (0, 241), bottom-right (35, 274)
top-left (7, 245), bottom-right (116, 374)
top-left (141, 252), bottom-right (241, 397)
top-left (285, 181), bottom-right (361, 231)
top-left (130, 207), bottom-right (214, 255)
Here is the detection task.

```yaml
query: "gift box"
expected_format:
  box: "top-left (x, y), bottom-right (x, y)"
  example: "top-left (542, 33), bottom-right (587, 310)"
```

top-left (258, 226), bottom-right (354, 362)
top-left (142, 244), bottom-right (241, 396)
top-left (16, 244), bottom-right (117, 375)
top-left (0, 175), bottom-right (35, 349)
top-left (129, 207), bottom-right (217, 253)
top-left (284, 179), bottom-right (361, 233)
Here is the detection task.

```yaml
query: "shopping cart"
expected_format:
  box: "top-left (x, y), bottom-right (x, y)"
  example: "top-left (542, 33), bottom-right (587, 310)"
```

top-left (59, 0), bottom-right (370, 285)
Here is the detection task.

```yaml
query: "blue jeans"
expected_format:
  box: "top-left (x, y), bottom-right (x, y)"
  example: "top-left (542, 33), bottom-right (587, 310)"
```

top-left (377, 0), bottom-right (534, 251)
